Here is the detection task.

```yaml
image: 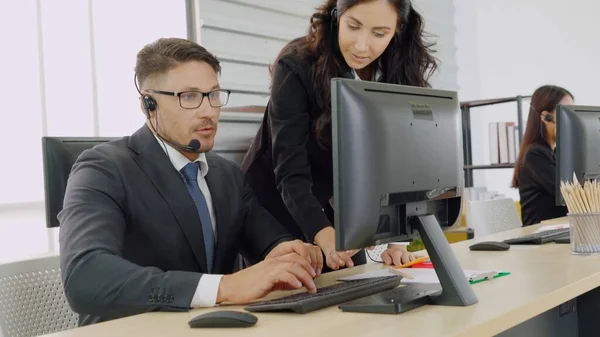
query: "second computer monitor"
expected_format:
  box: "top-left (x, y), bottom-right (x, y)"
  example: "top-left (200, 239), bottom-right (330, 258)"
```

top-left (556, 104), bottom-right (600, 205)
top-left (331, 78), bottom-right (463, 250)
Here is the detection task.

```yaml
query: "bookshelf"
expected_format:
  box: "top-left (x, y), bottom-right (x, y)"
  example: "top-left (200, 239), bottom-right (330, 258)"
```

top-left (460, 95), bottom-right (532, 187)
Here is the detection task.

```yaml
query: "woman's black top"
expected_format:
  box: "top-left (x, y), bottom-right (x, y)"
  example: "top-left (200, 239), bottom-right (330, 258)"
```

top-left (241, 52), bottom-right (348, 244)
top-left (517, 141), bottom-right (567, 226)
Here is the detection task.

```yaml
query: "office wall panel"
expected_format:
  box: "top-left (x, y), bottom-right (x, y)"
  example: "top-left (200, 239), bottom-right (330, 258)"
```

top-left (198, 0), bottom-right (321, 106)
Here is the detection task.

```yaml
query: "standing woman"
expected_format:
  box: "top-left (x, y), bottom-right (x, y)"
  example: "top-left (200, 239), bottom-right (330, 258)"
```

top-left (512, 85), bottom-right (574, 226)
top-left (241, 0), bottom-right (437, 272)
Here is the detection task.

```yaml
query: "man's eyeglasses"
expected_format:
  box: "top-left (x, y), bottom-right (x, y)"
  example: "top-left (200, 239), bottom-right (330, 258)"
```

top-left (147, 89), bottom-right (231, 109)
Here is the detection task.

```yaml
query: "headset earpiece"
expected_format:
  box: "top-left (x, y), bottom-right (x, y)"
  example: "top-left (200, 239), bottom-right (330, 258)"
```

top-left (543, 114), bottom-right (554, 122)
top-left (330, 7), bottom-right (342, 58)
top-left (142, 95), bottom-right (157, 119)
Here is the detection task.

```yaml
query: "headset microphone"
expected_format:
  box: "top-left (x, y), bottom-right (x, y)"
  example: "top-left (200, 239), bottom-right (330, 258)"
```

top-left (187, 139), bottom-right (201, 152)
top-left (154, 130), bottom-right (202, 153)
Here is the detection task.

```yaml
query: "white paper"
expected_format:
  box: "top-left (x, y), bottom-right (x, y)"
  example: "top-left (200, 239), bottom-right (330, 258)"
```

top-left (533, 224), bottom-right (569, 233)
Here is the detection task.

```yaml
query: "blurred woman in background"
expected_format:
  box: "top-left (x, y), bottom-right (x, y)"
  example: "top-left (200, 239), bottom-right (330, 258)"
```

top-left (512, 85), bottom-right (574, 226)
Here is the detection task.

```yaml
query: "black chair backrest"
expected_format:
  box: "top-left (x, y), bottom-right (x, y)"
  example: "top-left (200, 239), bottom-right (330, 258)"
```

top-left (42, 137), bottom-right (117, 228)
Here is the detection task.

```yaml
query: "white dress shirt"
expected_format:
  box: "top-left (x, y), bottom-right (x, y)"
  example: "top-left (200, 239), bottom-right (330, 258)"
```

top-left (154, 135), bottom-right (223, 307)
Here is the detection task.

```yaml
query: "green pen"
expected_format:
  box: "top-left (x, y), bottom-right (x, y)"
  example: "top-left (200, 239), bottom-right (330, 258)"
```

top-left (469, 271), bottom-right (511, 284)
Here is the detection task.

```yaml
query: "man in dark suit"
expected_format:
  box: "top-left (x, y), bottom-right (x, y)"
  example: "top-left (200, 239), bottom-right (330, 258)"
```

top-left (58, 37), bottom-right (322, 326)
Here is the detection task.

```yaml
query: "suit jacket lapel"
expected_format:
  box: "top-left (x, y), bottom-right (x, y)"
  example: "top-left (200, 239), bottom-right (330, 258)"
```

top-left (204, 156), bottom-right (230, 274)
top-left (128, 126), bottom-right (208, 272)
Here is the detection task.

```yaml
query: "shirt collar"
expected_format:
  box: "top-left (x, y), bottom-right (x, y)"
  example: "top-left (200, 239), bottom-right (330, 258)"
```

top-left (153, 134), bottom-right (209, 177)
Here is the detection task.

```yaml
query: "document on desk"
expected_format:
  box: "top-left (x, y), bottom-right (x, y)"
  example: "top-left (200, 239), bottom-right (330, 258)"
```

top-left (534, 223), bottom-right (569, 233)
top-left (338, 268), bottom-right (508, 284)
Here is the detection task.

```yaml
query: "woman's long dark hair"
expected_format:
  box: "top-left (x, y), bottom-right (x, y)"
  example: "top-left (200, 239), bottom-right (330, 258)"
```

top-left (272, 0), bottom-right (438, 148)
top-left (511, 85), bottom-right (574, 188)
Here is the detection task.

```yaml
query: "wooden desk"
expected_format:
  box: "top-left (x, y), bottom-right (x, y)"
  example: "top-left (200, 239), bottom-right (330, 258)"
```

top-left (42, 221), bottom-right (600, 337)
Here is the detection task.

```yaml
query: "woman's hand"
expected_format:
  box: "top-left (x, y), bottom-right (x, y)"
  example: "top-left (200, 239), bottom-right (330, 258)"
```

top-left (313, 227), bottom-right (360, 270)
top-left (380, 244), bottom-right (417, 266)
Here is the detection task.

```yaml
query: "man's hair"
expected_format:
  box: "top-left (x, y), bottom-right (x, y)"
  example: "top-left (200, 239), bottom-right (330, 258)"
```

top-left (135, 37), bottom-right (221, 89)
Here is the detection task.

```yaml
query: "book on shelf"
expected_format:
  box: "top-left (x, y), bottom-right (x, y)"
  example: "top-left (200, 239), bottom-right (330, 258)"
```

top-left (489, 122), bottom-right (519, 165)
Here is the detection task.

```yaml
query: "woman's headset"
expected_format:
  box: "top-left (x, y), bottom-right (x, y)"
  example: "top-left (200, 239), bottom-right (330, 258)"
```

top-left (543, 113), bottom-right (554, 123)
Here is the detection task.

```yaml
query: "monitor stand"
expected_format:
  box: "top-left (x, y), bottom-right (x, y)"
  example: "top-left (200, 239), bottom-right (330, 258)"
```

top-left (339, 214), bottom-right (478, 314)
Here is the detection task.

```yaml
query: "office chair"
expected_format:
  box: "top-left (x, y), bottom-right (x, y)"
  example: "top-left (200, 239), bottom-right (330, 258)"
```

top-left (42, 137), bottom-right (117, 229)
top-left (0, 255), bottom-right (78, 337)
top-left (466, 198), bottom-right (522, 236)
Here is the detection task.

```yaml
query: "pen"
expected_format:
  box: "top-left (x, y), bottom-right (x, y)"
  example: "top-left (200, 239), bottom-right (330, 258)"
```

top-left (469, 271), bottom-right (498, 283)
top-left (393, 256), bottom-right (430, 269)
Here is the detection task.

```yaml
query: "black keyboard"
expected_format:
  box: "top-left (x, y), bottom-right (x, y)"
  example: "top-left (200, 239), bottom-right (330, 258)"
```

top-left (244, 276), bottom-right (402, 314)
top-left (503, 228), bottom-right (570, 245)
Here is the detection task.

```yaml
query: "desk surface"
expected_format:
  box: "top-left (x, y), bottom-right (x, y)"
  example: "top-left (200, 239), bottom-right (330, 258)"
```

top-left (45, 216), bottom-right (600, 337)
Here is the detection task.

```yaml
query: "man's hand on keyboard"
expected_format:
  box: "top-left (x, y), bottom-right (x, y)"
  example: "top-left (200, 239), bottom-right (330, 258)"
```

top-left (217, 253), bottom-right (317, 304)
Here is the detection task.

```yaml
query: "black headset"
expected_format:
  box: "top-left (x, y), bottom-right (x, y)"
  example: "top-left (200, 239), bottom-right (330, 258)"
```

top-left (142, 95), bottom-right (157, 119)
top-left (543, 114), bottom-right (554, 122)
top-left (330, 7), bottom-right (355, 79)
top-left (330, 7), bottom-right (339, 48)
top-left (134, 73), bottom-right (157, 119)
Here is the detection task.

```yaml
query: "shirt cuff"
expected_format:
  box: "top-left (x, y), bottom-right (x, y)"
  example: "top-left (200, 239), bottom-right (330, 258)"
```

top-left (190, 274), bottom-right (224, 308)
top-left (388, 242), bottom-right (410, 246)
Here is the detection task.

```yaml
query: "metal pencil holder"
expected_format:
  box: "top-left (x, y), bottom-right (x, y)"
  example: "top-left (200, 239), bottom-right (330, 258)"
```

top-left (568, 213), bottom-right (600, 254)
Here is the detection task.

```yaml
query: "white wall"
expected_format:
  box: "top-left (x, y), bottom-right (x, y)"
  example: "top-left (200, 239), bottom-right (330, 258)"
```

top-left (454, 0), bottom-right (599, 200)
top-left (0, 0), bottom-right (188, 262)
top-left (413, 0), bottom-right (458, 91)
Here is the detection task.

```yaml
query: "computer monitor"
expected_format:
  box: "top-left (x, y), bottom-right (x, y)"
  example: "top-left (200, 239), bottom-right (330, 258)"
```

top-left (42, 137), bottom-right (117, 228)
top-left (331, 78), bottom-right (477, 313)
top-left (556, 105), bottom-right (600, 206)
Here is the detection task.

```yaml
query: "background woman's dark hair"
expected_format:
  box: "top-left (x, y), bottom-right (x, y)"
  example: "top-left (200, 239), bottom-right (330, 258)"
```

top-left (272, 0), bottom-right (438, 148)
top-left (511, 85), bottom-right (574, 188)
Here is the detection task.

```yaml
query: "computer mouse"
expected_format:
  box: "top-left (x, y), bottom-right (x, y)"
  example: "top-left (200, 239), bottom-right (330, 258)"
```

top-left (188, 310), bottom-right (258, 328)
top-left (469, 241), bottom-right (510, 251)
